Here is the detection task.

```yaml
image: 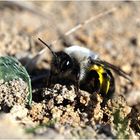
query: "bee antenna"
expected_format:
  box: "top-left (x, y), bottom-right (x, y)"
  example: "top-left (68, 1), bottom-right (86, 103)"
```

top-left (38, 38), bottom-right (57, 58)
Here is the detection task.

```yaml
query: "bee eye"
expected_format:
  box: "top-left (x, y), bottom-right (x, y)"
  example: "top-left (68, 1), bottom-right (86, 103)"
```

top-left (60, 59), bottom-right (72, 72)
top-left (66, 61), bottom-right (70, 66)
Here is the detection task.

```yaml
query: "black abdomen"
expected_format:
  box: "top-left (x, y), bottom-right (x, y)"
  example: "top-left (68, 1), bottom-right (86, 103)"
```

top-left (80, 65), bottom-right (115, 106)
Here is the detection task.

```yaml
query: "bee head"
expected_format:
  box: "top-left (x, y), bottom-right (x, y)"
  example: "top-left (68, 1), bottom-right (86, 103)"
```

top-left (38, 38), bottom-right (73, 74)
top-left (52, 51), bottom-right (73, 73)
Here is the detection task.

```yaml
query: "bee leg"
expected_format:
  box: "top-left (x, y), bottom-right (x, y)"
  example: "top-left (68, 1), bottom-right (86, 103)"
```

top-left (101, 98), bottom-right (108, 108)
top-left (101, 71), bottom-right (115, 108)
top-left (47, 70), bottom-right (52, 88)
top-left (73, 79), bottom-right (80, 107)
top-left (74, 74), bottom-right (81, 105)
top-left (74, 81), bottom-right (80, 94)
top-left (75, 73), bottom-right (80, 93)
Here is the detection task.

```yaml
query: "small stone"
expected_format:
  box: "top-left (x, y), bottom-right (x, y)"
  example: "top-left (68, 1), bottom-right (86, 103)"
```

top-left (121, 63), bottom-right (132, 73)
top-left (126, 90), bottom-right (140, 106)
top-left (51, 107), bottom-right (63, 119)
top-left (129, 37), bottom-right (137, 46)
top-left (55, 95), bottom-right (64, 104)
top-left (10, 105), bottom-right (28, 119)
top-left (80, 92), bottom-right (90, 106)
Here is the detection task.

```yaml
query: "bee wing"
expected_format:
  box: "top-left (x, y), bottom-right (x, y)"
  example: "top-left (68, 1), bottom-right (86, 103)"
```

top-left (92, 59), bottom-right (133, 82)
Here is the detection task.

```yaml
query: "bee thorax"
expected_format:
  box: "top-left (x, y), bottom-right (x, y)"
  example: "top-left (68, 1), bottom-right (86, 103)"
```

top-left (64, 45), bottom-right (98, 62)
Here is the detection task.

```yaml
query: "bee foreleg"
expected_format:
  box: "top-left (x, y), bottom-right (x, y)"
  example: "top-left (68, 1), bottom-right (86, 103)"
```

top-left (74, 73), bottom-right (80, 94)
top-left (47, 70), bottom-right (52, 88)
top-left (74, 81), bottom-right (79, 93)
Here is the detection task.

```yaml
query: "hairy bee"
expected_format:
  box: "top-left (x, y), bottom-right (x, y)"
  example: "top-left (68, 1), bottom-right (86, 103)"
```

top-left (38, 38), bottom-right (132, 106)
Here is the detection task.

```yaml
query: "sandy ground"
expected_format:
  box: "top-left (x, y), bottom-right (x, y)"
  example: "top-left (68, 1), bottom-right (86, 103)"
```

top-left (0, 1), bottom-right (140, 139)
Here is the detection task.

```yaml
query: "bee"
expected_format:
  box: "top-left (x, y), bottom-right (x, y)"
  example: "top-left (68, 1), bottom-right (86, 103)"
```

top-left (38, 38), bottom-right (132, 107)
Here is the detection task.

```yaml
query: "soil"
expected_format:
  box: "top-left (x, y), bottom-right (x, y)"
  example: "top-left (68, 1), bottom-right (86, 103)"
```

top-left (0, 1), bottom-right (140, 139)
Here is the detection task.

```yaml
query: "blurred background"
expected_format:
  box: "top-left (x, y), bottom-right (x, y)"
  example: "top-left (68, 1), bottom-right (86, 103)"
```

top-left (0, 1), bottom-right (140, 139)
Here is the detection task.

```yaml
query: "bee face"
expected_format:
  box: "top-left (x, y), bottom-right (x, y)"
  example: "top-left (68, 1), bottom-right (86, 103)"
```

top-left (51, 51), bottom-right (74, 74)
